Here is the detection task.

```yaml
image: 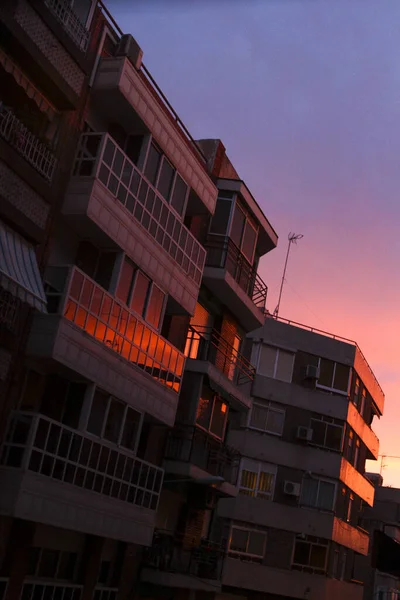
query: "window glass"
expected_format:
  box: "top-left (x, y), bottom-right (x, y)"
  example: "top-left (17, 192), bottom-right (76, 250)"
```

top-left (210, 199), bottom-right (232, 235)
top-left (325, 423), bottom-right (343, 451)
top-left (145, 285), bottom-right (165, 329)
top-left (265, 408), bottom-right (285, 435)
top-left (293, 541), bottom-right (309, 566)
top-left (319, 480), bottom-right (336, 510)
top-left (144, 144), bottom-right (161, 185)
top-left (258, 345), bottom-right (276, 378)
top-left (239, 458), bottom-right (276, 500)
top-left (116, 258), bottom-right (134, 304)
top-left (170, 174), bottom-right (188, 216)
top-left (38, 549), bottom-right (59, 578)
top-left (210, 397), bottom-right (228, 439)
top-left (130, 272), bottom-right (150, 316)
top-left (63, 383), bottom-right (86, 429)
top-left (292, 537), bottom-right (328, 571)
top-left (333, 363), bottom-right (350, 392)
top-left (157, 159), bottom-right (175, 200)
top-left (319, 358), bottom-right (334, 387)
top-left (230, 203), bottom-right (245, 248)
top-left (104, 398), bottom-right (125, 444)
top-left (275, 349), bottom-right (294, 383)
top-left (87, 389), bottom-right (109, 436)
top-left (230, 529), bottom-right (248, 553)
top-left (121, 407), bottom-right (141, 451)
top-left (241, 219), bottom-right (257, 263)
top-left (249, 402), bottom-right (285, 436)
top-left (58, 552), bottom-right (78, 580)
top-left (248, 532), bottom-right (265, 556)
top-left (196, 389), bottom-right (213, 430)
top-left (310, 545), bottom-right (327, 569)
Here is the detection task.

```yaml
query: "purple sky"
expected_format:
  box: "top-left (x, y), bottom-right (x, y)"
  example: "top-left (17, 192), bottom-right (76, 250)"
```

top-left (108, 0), bottom-right (400, 485)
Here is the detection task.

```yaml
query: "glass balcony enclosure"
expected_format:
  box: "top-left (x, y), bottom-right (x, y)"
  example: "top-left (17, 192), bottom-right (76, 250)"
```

top-left (72, 133), bottom-right (206, 286)
top-left (45, 265), bottom-right (185, 393)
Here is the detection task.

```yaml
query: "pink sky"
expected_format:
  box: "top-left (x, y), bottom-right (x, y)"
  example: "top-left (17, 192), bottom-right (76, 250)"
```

top-left (110, 0), bottom-right (400, 485)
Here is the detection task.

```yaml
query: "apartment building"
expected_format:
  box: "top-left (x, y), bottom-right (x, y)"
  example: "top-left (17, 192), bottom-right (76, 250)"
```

top-left (212, 317), bottom-right (384, 600)
top-left (0, 1), bottom-right (220, 599)
top-left (357, 476), bottom-right (400, 600)
top-left (139, 139), bottom-right (278, 599)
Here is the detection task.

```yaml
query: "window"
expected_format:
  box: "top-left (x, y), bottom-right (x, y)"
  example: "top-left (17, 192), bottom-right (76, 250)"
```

top-left (317, 359), bottom-right (350, 394)
top-left (300, 477), bottom-right (336, 511)
top-left (170, 174), bottom-right (188, 217)
top-left (353, 439), bottom-right (360, 470)
top-left (28, 547), bottom-right (78, 581)
top-left (310, 416), bottom-right (343, 451)
top-left (258, 345), bottom-right (294, 383)
top-left (144, 143), bottom-right (189, 216)
top-left (144, 143), bottom-right (161, 185)
top-left (292, 535), bottom-right (328, 574)
top-left (360, 388), bottom-right (367, 417)
top-left (229, 201), bottom-right (258, 264)
top-left (249, 402), bottom-right (285, 436)
top-left (229, 526), bottom-right (266, 560)
top-left (209, 198), bottom-right (232, 235)
top-left (346, 430), bottom-right (354, 462)
top-left (196, 387), bottom-right (228, 440)
top-left (239, 458), bottom-right (276, 500)
top-left (87, 389), bottom-right (142, 452)
top-left (353, 377), bottom-right (360, 408)
top-left (116, 258), bottom-right (165, 330)
top-left (157, 158), bottom-right (174, 200)
top-left (346, 494), bottom-right (354, 523)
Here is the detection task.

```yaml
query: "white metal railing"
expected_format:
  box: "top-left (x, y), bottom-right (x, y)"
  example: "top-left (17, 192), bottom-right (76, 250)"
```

top-left (0, 578), bottom-right (8, 600)
top-left (20, 581), bottom-right (83, 600)
top-left (45, 265), bottom-right (185, 393)
top-left (93, 587), bottom-right (118, 600)
top-left (0, 105), bottom-right (57, 181)
top-left (2, 412), bottom-right (164, 512)
top-left (72, 133), bottom-right (205, 287)
top-left (44, 0), bottom-right (90, 50)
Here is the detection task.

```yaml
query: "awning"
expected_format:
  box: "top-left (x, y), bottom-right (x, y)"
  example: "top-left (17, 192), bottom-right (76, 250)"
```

top-left (0, 46), bottom-right (56, 121)
top-left (0, 221), bottom-right (47, 312)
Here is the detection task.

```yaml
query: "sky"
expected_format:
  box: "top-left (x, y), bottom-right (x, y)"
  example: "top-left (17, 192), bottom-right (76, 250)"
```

top-left (107, 0), bottom-right (400, 485)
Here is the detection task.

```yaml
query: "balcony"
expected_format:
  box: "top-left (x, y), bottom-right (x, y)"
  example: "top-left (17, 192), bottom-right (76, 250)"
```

top-left (27, 265), bottom-right (183, 426)
top-left (0, 105), bottom-right (57, 181)
top-left (93, 587), bottom-right (118, 600)
top-left (203, 236), bottom-right (268, 331)
top-left (44, 0), bottom-right (90, 51)
top-left (92, 56), bottom-right (217, 216)
top-left (184, 325), bottom-right (254, 410)
top-left (0, 412), bottom-right (163, 545)
top-left (164, 426), bottom-right (239, 496)
top-left (141, 531), bottom-right (224, 592)
top-left (222, 558), bottom-right (363, 600)
top-left (64, 133), bottom-right (205, 314)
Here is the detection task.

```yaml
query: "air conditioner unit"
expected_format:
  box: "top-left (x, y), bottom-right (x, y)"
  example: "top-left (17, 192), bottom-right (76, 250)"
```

top-left (304, 364), bottom-right (320, 380)
top-left (116, 34), bottom-right (143, 70)
top-left (284, 481), bottom-right (301, 497)
top-left (296, 426), bottom-right (313, 442)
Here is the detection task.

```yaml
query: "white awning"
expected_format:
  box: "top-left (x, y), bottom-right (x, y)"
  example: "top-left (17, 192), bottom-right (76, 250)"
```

top-left (0, 220), bottom-right (47, 313)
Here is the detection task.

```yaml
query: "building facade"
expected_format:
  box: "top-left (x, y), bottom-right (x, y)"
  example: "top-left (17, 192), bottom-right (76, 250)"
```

top-left (0, 2), bottom-right (385, 600)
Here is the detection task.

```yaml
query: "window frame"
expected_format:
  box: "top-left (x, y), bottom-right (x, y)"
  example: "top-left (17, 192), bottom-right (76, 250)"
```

top-left (248, 401), bottom-right (285, 436)
top-left (28, 547), bottom-right (79, 581)
top-left (291, 535), bottom-right (329, 574)
top-left (238, 458), bottom-right (277, 501)
top-left (316, 358), bottom-right (350, 396)
top-left (229, 525), bottom-right (267, 560)
top-left (87, 389), bottom-right (143, 454)
top-left (257, 344), bottom-right (295, 383)
top-left (300, 476), bottom-right (337, 512)
top-left (196, 392), bottom-right (229, 441)
top-left (144, 141), bottom-right (190, 218)
top-left (309, 416), bottom-right (344, 452)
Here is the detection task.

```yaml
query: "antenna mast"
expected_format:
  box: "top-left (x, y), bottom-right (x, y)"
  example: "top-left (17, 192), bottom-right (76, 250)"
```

top-left (274, 232), bottom-right (303, 318)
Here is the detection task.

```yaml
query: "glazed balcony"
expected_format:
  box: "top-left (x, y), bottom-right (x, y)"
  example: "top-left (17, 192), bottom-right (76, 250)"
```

top-left (44, 0), bottom-right (90, 50)
top-left (164, 426), bottom-right (239, 496)
top-left (0, 105), bottom-right (57, 181)
top-left (64, 133), bottom-right (206, 314)
top-left (203, 236), bottom-right (268, 331)
top-left (0, 412), bottom-right (163, 545)
top-left (185, 325), bottom-right (254, 409)
top-left (27, 266), bottom-right (184, 426)
top-left (141, 530), bottom-right (224, 592)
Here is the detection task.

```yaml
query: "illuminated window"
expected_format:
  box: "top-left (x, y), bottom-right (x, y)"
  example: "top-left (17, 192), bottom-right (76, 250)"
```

top-left (196, 387), bottom-right (228, 440)
top-left (239, 458), bottom-right (276, 500)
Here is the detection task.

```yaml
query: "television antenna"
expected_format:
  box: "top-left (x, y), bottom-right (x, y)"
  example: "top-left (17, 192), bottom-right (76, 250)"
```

top-left (274, 232), bottom-right (303, 318)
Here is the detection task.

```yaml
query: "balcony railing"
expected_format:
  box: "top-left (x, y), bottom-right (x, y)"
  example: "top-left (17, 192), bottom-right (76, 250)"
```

top-left (72, 133), bottom-right (205, 286)
top-left (143, 530), bottom-right (225, 581)
top-left (0, 105), bottom-right (57, 181)
top-left (165, 426), bottom-right (239, 486)
top-left (0, 579), bottom-right (8, 600)
top-left (93, 587), bottom-right (118, 600)
top-left (44, 265), bottom-right (185, 393)
top-left (1, 412), bottom-right (164, 511)
top-left (21, 581), bottom-right (83, 600)
top-left (204, 236), bottom-right (268, 310)
top-left (0, 288), bottom-right (20, 332)
top-left (44, 0), bottom-right (90, 50)
top-left (185, 325), bottom-right (255, 386)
